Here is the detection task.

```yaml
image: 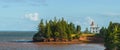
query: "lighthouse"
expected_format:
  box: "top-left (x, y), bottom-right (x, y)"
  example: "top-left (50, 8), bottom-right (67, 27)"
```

top-left (90, 21), bottom-right (99, 33)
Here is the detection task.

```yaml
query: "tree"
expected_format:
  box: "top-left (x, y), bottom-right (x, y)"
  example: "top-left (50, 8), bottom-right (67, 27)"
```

top-left (84, 28), bottom-right (89, 33)
top-left (54, 32), bottom-right (59, 41)
top-left (38, 19), bottom-right (45, 36)
top-left (99, 27), bottom-right (107, 38)
top-left (69, 22), bottom-right (76, 34)
top-left (33, 17), bottom-right (81, 42)
top-left (45, 22), bottom-right (52, 39)
top-left (76, 25), bottom-right (81, 34)
top-left (104, 22), bottom-right (120, 50)
top-left (66, 25), bottom-right (72, 41)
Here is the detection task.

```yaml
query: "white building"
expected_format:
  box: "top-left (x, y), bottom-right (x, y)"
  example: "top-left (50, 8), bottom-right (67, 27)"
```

top-left (90, 21), bottom-right (99, 33)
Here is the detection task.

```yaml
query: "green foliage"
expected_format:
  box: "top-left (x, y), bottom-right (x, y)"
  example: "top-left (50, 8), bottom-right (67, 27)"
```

top-left (38, 19), bottom-right (45, 36)
top-left (33, 32), bottom-right (45, 42)
top-left (76, 25), bottom-right (81, 34)
top-left (45, 21), bottom-right (52, 39)
top-left (75, 34), bottom-right (80, 39)
top-left (99, 27), bottom-right (107, 38)
top-left (69, 22), bottom-right (76, 34)
top-left (104, 22), bottom-right (120, 50)
top-left (84, 28), bottom-right (90, 33)
top-left (54, 32), bottom-right (59, 38)
top-left (33, 17), bottom-right (81, 42)
top-left (66, 26), bottom-right (72, 41)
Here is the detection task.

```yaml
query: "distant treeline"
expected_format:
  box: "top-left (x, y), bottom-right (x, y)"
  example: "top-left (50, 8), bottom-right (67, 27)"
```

top-left (99, 22), bottom-right (120, 50)
top-left (33, 17), bottom-right (81, 42)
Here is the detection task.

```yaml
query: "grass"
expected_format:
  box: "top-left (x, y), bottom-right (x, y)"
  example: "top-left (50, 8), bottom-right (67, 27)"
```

top-left (81, 34), bottom-right (95, 37)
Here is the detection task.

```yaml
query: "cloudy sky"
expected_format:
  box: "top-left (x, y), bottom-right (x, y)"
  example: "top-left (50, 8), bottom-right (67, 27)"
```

top-left (0, 0), bottom-right (120, 31)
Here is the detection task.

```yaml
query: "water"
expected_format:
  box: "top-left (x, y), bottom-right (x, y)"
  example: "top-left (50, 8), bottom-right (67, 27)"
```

top-left (0, 31), bottom-right (36, 42)
top-left (0, 31), bottom-right (105, 50)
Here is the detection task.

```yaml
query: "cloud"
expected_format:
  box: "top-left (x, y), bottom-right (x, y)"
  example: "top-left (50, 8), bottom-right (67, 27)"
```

top-left (86, 17), bottom-right (94, 24)
top-left (29, 0), bottom-right (48, 6)
top-left (102, 12), bottom-right (120, 17)
top-left (74, 21), bottom-right (81, 25)
top-left (25, 13), bottom-right (39, 21)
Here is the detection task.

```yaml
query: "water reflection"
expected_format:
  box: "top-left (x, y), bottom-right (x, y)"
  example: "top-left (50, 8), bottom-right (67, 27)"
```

top-left (0, 42), bottom-right (105, 50)
top-left (34, 43), bottom-right (105, 50)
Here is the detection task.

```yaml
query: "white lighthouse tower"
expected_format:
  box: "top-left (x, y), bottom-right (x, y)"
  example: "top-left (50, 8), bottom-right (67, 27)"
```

top-left (90, 21), bottom-right (99, 33)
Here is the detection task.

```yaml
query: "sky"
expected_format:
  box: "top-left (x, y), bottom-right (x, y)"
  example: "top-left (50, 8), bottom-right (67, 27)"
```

top-left (0, 0), bottom-right (120, 31)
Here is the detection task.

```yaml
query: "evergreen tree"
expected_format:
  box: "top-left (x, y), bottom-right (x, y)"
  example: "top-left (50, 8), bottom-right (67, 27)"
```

top-left (69, 22), bottom-right (75, 34)
top-left (33, 17), bottom-right (81, 42)
top-left (104, 22), bottom-right (120, 50)
top-left (76, 25), bottom-right (81, 34)
top-left (38, 19), bottom-right (45, 36)
top-left (45, 22), bottom-right (52, 39)
top-left (54, 32), bottom-right (59, 41)
top-left (66, 25), bottom-right (72, 41)
top-left (99, 27), bottom-right (107, 38)
top-left (84, 28), bottom-right (89, 33)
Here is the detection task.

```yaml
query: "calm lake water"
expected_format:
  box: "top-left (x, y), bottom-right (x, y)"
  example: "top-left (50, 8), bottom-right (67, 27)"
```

top-left (0, 31), bottom-right (105, 50)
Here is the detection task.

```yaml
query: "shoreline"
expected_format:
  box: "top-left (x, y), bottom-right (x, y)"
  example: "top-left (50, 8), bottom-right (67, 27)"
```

top-left (0, 41), bottom-right (104, 46)
top-left (7, 40), bottom-right (104, 44)
top-left (33, 41), bottom-right (104, 45)
top-left (5, 40), bottom-right (104, 45)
